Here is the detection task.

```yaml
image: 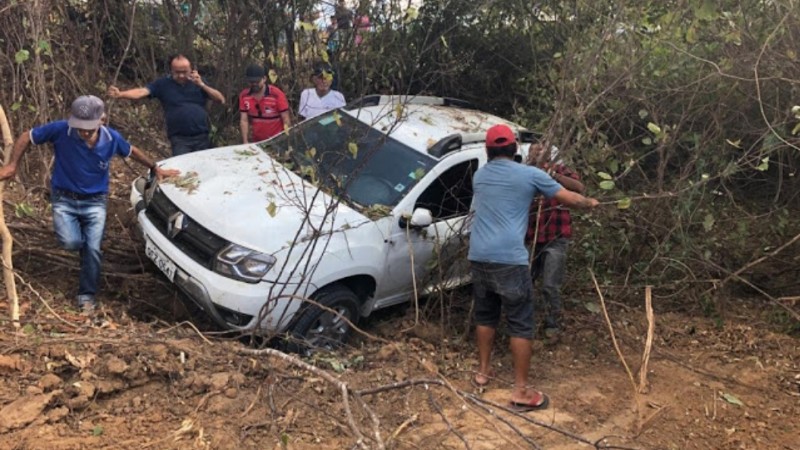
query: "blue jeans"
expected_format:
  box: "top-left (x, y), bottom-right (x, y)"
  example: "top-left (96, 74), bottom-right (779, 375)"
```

top-left (531, 237), bottom-right (569, 329)
top-left (169, 133), bottom-right (212, 156)
top-left (51, 191), bottom-right (107, 305)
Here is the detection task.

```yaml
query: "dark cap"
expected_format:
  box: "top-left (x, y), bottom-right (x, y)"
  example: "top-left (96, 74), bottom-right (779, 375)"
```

top-left (485, 124), bottom-right (517, 148)
top-left (312, 61), bottom-right (334, 76)
top-left (245, 64), bottom-right (266, 82)
top-left (68, 95), bottom-right (105, 130)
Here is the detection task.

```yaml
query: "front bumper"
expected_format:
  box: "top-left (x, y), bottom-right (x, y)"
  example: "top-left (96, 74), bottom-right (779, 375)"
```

top-left (130, 178), bottom-right (299, 331)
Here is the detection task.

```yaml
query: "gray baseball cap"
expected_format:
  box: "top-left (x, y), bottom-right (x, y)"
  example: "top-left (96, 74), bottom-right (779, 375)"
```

top-left (68, 95), bottom-right (105, 129)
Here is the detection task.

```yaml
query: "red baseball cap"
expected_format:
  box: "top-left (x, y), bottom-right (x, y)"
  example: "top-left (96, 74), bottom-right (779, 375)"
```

top-left (485, 124), bottom-right (516, 148)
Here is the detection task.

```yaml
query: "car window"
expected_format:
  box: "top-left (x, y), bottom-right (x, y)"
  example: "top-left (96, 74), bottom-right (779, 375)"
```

top-left (415, 159), bottom-right (478, 221)
top-left (258, 113), bottom-right (437, 209)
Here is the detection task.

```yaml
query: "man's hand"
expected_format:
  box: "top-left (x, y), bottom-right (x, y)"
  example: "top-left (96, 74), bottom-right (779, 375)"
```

top-left (153, 166), bottom-right (181, 181)
top-left (107, 85), bottom-right (121, 98)
top-left (189, 70), bottom-right (204, 87)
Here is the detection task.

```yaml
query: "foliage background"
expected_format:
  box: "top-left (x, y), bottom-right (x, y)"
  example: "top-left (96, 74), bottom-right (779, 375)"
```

top-left (1, 0), bottom-right (798, 331)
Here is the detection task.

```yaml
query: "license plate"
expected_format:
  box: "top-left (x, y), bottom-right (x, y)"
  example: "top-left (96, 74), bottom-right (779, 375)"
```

top-left (145, 239), bottom-right (177, 282)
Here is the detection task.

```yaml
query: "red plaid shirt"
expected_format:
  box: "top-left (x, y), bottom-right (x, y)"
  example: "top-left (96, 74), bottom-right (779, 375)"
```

top-left (526, 164), bottom-right (579, 244)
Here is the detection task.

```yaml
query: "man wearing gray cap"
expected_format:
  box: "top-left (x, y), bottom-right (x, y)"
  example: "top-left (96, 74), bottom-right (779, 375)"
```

top-left (0, 95), bottom-right (179, 314)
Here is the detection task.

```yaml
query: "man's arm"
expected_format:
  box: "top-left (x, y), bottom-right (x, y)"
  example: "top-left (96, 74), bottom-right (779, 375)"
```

top-left (239, 112), bottom-right (250, 144)
top-left (552, 188), bottom-right (599, 209)
top-left (108, 86), bottom-right (150, 100)
top-left (128, 146), bottom-right (180, 180)
top-left (191, 70), bottom-right (225, 104)
top-left (552, 171), bottom-right (585, 193)
top-left (0, 130), bottom-right (33, 180)
top-left (280, 110), bottom-right (292, 132)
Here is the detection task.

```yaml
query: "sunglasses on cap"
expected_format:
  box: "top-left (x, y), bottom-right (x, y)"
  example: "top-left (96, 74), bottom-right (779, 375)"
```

top-left (313, 68), bottom-right (334, 76)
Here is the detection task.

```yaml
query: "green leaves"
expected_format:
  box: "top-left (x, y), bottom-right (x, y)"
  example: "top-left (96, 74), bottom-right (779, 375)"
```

top-left (599, 181), bottom-right (615, 190)
top-left (14, 49), bottom-right (29, 64)
top-left (702, 213), bottom-right (715, 232)
top-left (721, 392), bottom-right (744, 406)
top-left (348, 142), bottom-right (358, 159)
top-left (617, 197), bottom-right (632, 209)
top-left (755, 157), bottom-right (769, 172)
top-left (266, 201), bottom-right (277, 218)
top-left (14, 202), bottom-right (35, 218)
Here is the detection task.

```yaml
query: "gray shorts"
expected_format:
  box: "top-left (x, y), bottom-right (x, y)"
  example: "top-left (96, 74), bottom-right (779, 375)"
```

top-left (471, 262), bottom-right (534, 338)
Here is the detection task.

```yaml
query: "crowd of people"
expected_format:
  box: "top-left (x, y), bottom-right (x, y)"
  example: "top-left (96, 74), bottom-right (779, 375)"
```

top-left (0, 44), bottom-right (600, 414)
top-left (108, 54), bottom-right (346, 154)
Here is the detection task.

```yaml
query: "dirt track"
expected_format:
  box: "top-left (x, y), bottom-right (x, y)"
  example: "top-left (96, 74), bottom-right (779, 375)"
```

top-left (1, 284), bottom-right (798, 450)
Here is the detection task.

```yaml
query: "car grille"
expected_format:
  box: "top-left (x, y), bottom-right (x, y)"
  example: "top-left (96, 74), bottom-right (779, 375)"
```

top-left (145, 187), bottom-right (229, 269)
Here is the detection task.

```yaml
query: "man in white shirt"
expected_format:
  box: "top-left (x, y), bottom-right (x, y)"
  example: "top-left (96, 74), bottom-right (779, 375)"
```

top-left (298, 62), bottom-right (346, 120)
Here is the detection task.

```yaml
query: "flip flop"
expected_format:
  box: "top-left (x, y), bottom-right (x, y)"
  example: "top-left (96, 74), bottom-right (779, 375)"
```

top-left (510, 391), bottom-right (550, 412)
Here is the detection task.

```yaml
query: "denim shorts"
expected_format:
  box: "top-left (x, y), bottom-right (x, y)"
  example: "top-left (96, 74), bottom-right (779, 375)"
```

top-left (471, 262), bottom-right (534, 338)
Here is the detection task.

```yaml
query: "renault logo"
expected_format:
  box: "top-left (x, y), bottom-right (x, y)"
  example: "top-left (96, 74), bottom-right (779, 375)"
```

top-left (167, 212), bottom-right (188, 238)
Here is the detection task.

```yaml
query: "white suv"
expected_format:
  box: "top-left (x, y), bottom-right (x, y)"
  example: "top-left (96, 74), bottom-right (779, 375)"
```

top-left (130, 95), bottom-right (534, 347)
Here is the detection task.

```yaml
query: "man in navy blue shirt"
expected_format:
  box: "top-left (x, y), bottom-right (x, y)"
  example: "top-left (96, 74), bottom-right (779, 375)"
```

top-left (108, 54), bottom-right (225, 156)
top-left (468, 124), bottom-right (598, 412)
top-left (0, 95), bottom-right (179, 314)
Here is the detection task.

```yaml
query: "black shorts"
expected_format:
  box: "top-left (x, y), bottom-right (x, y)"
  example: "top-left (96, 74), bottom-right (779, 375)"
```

top-left (471, 262), bottom-right (534, 338)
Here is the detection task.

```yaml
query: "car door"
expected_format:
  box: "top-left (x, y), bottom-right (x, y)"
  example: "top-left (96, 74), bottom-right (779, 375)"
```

top-left (374, 154), bottom-right (479, 309)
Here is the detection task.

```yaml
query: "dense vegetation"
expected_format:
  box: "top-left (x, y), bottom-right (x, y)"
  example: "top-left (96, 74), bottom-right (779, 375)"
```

top-left (1, 0), bottom-right (798, 331)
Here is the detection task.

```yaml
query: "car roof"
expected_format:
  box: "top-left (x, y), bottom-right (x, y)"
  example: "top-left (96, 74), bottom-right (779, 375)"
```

top-left (342, 96), bottom-right (526, 157)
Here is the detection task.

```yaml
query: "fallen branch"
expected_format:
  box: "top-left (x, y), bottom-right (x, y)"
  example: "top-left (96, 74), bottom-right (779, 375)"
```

top-left (428, 392), bottom-right (470, 450)
top-left (239, 346), bottom-right (385, 450)
top-left (590, 269), bottom-right (637, 392)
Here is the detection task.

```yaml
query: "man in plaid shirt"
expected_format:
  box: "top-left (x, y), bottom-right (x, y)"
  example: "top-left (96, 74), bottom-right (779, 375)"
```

top-left (526, 143), bottom-right (586, 339)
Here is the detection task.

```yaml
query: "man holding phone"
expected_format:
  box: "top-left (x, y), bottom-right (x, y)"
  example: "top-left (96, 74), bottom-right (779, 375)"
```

top-left (108, 54), bottom-right (225, 156)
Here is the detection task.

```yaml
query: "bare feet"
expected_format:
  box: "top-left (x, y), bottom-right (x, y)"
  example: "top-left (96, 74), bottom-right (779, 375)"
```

top-left (472, 369), bottom-right (495, 388)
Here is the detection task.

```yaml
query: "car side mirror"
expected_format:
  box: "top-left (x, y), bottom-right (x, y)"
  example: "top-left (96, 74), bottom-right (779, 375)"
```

top-left (399, 208), bottom-right (433, 229)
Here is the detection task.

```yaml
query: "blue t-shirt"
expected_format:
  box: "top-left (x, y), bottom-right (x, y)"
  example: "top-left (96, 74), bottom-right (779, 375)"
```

top-left (146, 76), bottom-right (210, 137)
top-left (468, 159), bottom-right (561, 266)
top-left (31, 121), bottom-right (132, 195)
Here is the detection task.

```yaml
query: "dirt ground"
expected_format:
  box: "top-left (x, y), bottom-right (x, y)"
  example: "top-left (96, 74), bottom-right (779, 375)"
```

top-left (0, 180), bottom-right (798, 450)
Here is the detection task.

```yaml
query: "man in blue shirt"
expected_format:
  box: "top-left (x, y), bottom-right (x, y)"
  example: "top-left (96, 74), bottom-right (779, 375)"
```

top-left (0, 95), bottom-right (179, 314)
top-left (108, 54), bottom-right (225, 156)
top-left (469, 124), bottom-right (598, 412)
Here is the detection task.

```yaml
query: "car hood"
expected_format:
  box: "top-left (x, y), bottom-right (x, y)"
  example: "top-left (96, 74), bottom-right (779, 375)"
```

top-left (156, 144), bottom-right (376, 254)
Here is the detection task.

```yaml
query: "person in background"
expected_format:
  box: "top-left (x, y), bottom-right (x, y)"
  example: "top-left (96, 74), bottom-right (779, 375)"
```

top-left (526, 142), bottom-right (586, 342)
top-left (297, 62), bottom-right (346, 121)
top-left (238, 64), bottom-right (291, 143)
top-left (108, 54), bottom-right (225, 156)
top-left (0, 96), bottom-right (179, 314)
top-left (468, 124), bottom-right (598, 411)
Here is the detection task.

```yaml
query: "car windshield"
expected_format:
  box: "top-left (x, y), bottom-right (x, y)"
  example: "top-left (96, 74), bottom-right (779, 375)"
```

top-left (257, 112), bottom-right (436, 210)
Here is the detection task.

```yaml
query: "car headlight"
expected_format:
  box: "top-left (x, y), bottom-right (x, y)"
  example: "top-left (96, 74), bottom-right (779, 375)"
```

top-left (214, 244), bottom-right (276, 283)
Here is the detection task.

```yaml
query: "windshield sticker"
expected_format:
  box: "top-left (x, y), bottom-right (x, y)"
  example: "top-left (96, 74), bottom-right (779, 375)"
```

top-left (318, 116), bottom-right (336, 126)
top-left (394, 183), bottom-right (405, 192)
top-left (408, 171), bottom-right (417, 180)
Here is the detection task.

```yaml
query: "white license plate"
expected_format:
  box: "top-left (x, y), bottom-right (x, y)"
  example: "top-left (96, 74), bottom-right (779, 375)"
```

top-left (145, 239), bottom-right (177, 282)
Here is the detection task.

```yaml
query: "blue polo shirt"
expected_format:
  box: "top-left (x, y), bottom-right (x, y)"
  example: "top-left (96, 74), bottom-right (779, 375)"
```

top-left (468, 159), bottom-right (561, 266)
top-left (30, 121), bottom-right (132, 195)
top-left (147, 76), bottom-right (210, 137)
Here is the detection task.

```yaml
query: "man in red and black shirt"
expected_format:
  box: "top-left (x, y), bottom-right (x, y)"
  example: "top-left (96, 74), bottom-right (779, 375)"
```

top-left (239, 64), bottom-right (291, 143)
top-left (526, 142), bottom-right (586, 338)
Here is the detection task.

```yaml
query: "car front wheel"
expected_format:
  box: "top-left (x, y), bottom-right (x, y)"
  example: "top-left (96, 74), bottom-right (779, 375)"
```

top-left (287, 284), bottom-right (360, 352)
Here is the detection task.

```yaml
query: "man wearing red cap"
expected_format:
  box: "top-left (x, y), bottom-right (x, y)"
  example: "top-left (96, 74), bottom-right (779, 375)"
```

top-left (468, 124), bottom-right (598, 411)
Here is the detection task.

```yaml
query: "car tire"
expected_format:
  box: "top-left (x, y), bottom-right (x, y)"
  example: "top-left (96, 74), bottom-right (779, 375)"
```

top-left (286, 284), bottom-right (360, 353)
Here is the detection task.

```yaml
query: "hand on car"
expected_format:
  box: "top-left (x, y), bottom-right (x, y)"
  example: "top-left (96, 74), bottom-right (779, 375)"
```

top-left (154, 166), bottom-right (181, 181)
